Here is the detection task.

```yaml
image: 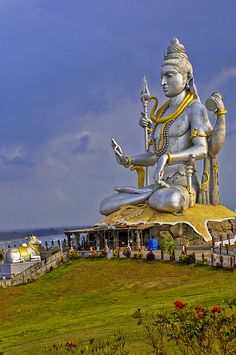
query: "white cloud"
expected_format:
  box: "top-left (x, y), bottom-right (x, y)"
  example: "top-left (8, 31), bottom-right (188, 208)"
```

top-left (204, 66), bottom-right (236, 94)
top-left (0, 145), bottom-right (26, 162)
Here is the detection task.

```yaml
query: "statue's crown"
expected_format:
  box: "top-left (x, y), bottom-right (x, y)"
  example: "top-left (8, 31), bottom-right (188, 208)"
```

top-left (164, 38), bottom-right (189, 62)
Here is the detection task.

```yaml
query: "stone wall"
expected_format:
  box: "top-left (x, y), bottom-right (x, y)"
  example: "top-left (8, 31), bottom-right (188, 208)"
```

top-left (149, 219), bottom-right (236, 245)
top-left (0, 251), bottom-right (68, 288)
top-left (150, 223), bottom-right (203, 245)
top-left (208, 219), bottom-right (236, 243)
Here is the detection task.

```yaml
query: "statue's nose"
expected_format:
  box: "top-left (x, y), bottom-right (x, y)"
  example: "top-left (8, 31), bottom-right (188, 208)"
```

top-left (161, 76), bottom-right (167, 85)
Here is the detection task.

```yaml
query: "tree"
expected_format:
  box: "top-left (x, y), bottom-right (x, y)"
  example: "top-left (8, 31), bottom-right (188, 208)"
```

top-left (159, 236), bottom-right (176, 261)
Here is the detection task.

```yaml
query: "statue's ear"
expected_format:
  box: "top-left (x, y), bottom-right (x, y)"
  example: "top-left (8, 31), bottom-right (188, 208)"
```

top-left (187, 74), bottom-right (193, 88)
top-left (187, 74), bottom-right (200, 100)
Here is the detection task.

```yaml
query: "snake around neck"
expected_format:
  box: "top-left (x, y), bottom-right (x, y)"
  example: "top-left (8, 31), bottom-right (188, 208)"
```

top-left (150, 92), bottom-right (195, 157)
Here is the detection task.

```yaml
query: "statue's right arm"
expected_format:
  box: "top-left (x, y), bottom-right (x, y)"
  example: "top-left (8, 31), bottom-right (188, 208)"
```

top-left (111, 138), bottom-right (156, 167)
top-left (128, 152), bottom-right (156, 166)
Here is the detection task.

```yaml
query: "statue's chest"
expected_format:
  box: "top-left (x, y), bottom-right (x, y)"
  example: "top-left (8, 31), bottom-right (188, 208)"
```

top-left (152, 112), bottom-right (190, 155)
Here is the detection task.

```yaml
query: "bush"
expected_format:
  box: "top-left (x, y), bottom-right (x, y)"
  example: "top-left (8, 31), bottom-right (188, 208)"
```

top-left (45, 330), bottom-right (129, 354)
top-left (146, 250), bottom-right (155, 261)
top-left (101, 248), bottom-right (108, 257)
top-left (90, 250), bottom-right (97, 258)
top-left (113, 249), bottom-right (120, 258)
top-left (216, 262), bottom-right (222, 269)
top-left (133, 251), bottom-right (143, 259)
top-left (68, 248), bottom-right (80, 259)
top-left (133, 301), bottom-right (236, 355)
top-left (179, 253), bottom-right (195, 264)
top-left (123, 247), bottom-right (131, 258)
top-left (195, 260), bottom-right (204, 267)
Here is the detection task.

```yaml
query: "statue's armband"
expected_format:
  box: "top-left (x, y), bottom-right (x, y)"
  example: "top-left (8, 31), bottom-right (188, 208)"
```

top-left (189, 104), bottom-right (212, 144)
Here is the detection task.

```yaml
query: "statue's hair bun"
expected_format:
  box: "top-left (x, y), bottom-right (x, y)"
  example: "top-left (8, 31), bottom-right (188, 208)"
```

top-left (163, 38), bottom-right (193, 76)
top-left (164, 38), bottom-right (189, 61)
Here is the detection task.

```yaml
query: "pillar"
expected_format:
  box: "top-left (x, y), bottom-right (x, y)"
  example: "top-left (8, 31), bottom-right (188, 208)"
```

top-left (136, 230), bottom-right (141, 249)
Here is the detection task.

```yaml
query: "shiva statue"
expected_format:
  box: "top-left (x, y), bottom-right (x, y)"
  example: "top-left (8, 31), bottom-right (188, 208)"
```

top-left (100, 38), bottom-right (227, 216)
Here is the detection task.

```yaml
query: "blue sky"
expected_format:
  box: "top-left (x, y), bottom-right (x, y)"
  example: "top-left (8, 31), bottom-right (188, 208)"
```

top-left (0, 0), bottom-right (235, 229)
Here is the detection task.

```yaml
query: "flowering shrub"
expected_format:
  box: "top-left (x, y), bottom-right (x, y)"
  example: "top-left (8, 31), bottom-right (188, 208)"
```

top-left (202, 258), bottom-right (209, 266)
top-left (133, 251), bottom-right (143, 259)
top-left (195, 305), bottom-right (203, 311)
top-left (90, 250), bottom-right (97, 258)
top-left (179, 253), bottom-right (195, 264)
top-left (68, 249), bottom-right (80, 259)
top-left (146, 250), bottom-right (155, 261)
top-left (113, 249), bottom-right (120, 258)
top-left (66, 340), bottom-right (76, 349)
top-left (45, 330), bottom-right (129, 354)
top-left (174, 300), bottom-right (187, 310)
top-left (133, 299), bottom-right (236, 355)
top-left (100, 248), bottom-right (108, 257)
top-left (123, 247), bottom-right (131, 258)
top-left (211, 306), bottom-right (221, 313)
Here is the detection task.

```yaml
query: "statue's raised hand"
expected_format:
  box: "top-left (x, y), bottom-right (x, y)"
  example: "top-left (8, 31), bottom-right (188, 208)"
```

top-left (139, 112), bottom-right (152, 129)
top-left (205, 92), bottom-right (225, 112)
top-left (111, 138), bottom-right (128, 166)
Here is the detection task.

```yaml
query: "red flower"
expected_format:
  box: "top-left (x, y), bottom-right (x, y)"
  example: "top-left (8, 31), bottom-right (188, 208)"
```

top-left (197, 311), bottom-right (204, 318)
top-left (174, 300), bottom-right (187, 310)
top-left (66, 341), bottom-right (76, 347)
top-left (195, 305), bottom-right (203, 311)
top-left (211, 306), bottom-right (221, 313)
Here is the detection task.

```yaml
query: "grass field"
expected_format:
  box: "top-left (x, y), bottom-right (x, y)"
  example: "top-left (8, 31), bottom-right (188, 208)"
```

top-left (1, 258), bottom-right (236, 354)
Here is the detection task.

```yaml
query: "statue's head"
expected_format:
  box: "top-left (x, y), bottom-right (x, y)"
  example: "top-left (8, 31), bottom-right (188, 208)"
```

top-left (27, 235), bottom-right (41, 246)
top-left (161, 38), bottom-right (193, 98)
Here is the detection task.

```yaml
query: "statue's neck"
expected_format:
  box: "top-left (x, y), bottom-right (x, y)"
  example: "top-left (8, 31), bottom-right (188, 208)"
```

top-left (169, 90), bottom-right (188, 108)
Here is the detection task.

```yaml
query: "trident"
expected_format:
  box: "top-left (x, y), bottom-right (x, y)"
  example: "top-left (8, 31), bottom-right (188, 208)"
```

top-left (140, 76), bottom-right (150, 186)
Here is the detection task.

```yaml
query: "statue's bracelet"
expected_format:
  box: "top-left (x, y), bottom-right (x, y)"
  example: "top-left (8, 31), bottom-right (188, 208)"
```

top-left (215, 109), bottom-right (227, 116)
top-left (124, 156), bottom-right (132, 168)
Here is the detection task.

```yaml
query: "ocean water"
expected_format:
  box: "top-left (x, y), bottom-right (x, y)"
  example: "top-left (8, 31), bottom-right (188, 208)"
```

top-left (0, 234), bottom-right (66, 249)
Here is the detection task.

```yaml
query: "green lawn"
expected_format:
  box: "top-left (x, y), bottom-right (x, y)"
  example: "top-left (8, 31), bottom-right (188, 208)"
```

top-left (0, 258), bottom-right (236, 354)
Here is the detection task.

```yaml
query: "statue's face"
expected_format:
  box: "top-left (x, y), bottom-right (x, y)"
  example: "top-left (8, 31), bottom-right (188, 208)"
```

top-left (161, 65), bottom-right (187, 97)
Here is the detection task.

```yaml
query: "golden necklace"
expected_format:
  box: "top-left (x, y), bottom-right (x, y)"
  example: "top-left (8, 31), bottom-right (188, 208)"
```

top-left (149, 92), bottom-right (195, 156)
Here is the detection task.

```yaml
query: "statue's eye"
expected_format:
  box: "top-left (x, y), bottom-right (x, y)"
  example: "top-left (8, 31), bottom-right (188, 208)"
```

top-left (167, 73), bottom-right (173, 78)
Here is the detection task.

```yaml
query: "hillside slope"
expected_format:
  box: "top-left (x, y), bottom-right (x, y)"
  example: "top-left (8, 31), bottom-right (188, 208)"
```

top-left (0, 258), bottom-right (235, 354)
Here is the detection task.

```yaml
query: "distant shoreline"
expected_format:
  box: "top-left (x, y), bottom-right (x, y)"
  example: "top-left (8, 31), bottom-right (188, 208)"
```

top-left (0, 225), bottom-right (83, 242)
